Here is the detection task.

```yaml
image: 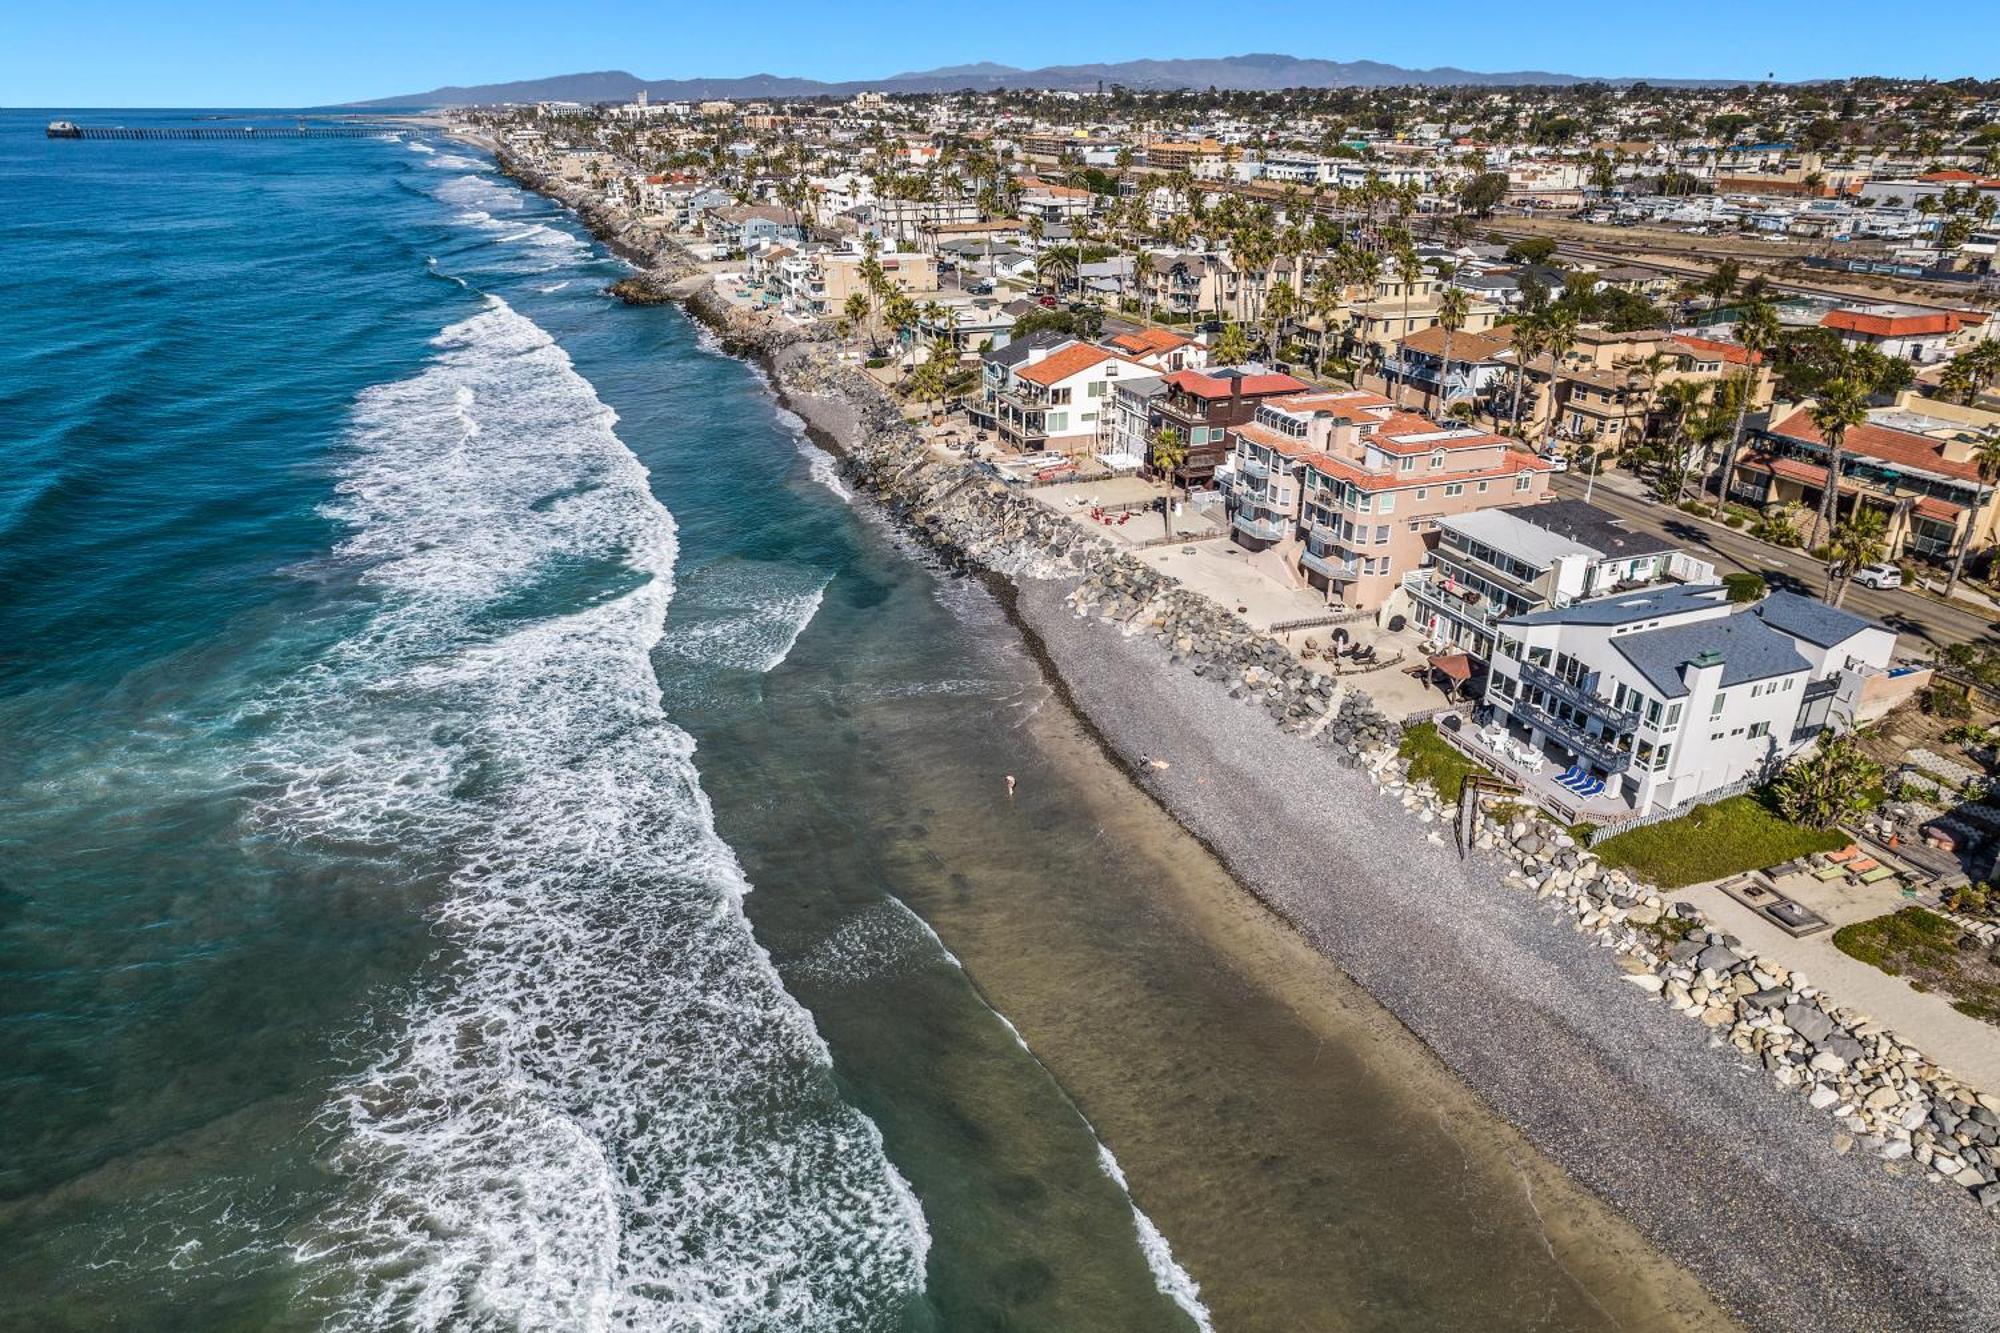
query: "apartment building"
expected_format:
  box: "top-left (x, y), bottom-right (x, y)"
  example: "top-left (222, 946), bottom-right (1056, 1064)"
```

top-left (1404, 500), bottom-right (1705, 659)
top-left (1482, 587), bottom-right (1896, 817)
top-left (1728, 405), bottom-right (2000, 563)
top-left (1207, 389), bottom-right (1553, 609)
top-left (1103, 326), bottom-right (1208, 373)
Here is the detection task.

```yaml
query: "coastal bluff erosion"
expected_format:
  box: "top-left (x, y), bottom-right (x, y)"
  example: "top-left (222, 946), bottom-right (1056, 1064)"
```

top-left (476, 135), bottom-right (2000, 1333)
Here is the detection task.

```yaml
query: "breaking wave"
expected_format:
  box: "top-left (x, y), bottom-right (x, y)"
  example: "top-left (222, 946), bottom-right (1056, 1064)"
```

top-left (254, 296), bottom-right (928, 1329)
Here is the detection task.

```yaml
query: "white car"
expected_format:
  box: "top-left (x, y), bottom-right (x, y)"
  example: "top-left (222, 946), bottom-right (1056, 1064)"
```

top-left (1538, 450), bottom-right (1569, 473)
top-left (1851, 562), bottom-right (1903, 590)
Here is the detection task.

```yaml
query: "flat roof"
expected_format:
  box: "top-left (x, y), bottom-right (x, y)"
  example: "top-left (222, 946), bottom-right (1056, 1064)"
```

top-left (1439, 507), bottom-right (1597, 569)
top-left (1501, 499), bottom-right (1676, 560)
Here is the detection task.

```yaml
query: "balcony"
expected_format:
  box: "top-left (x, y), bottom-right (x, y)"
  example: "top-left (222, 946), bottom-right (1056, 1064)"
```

top-left (1240, 456), bottom-right (1271, 480)
top-left (1509, 694), bottom-right (1635, 773)
top-left (1232, 512), bottom-right (1285, 542)
top-left (1517, 659), bottom-right (1642, 732)
top-left (1300, 548), bottom-right (1357, 581)
top-left (1406, 571), bottom-right (1511, 629)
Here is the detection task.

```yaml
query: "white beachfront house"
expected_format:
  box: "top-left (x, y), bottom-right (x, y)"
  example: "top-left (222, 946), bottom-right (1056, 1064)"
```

top-left (1480, 586), bottom-right (1896, 818)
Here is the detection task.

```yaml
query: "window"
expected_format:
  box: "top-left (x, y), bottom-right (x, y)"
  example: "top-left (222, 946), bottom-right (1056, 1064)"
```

top-left (1515, 473), bottom-right (1533, 492)
top-left (1653, 743), bottom-right (1673, 770)
top-left (1710, 692), bottom-right (1726, 717)
top-left (1046, 411), bottom-right (1069, 432)
top-left (1399, 455), bottom-right (1415, 472)
top-left (1748, 721), bottom-right (1770, 739)
top-left (1443, 483), bottom-right (1464, 497)
top-left (1430, 450), bottom-right (1446, 470)
top-left (1476, 481), bottom-right (1489, 493)
top-left (1378, 492), bottom-right (1396, 514)
top-left (1374, 524), bottom-right (1390, 544)
top-left (1087, 381), bottom-right (1106, 398)
top-left (1052, 388), bottom-right (1073, 405)
top-left (1415, 488), bottom-right (1428, 501)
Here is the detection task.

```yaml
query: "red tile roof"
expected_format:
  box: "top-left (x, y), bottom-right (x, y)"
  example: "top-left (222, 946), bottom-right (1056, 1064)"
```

top-left (1016, 344), bottom-right (1130, 387)
top-left (1302, 447), bottom-right (1548, 492)
top-left (1106, 327), bottom-right (1194, 355)
top-left (1163, 369), bottom-right (1310, 400)
top-left (1914, 495), bottom-right (1965, 522)
top-left (1821, 309), bottom-right (1978, 338)
top-left (1665, 334), bottom-right (1763, 366)
top-left (1768, 408), bottom-right (1984, 482)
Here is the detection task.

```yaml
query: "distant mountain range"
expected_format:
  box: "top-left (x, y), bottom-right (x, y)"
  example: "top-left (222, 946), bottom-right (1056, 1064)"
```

top-left (345, 53), bottom-right (1736, 108)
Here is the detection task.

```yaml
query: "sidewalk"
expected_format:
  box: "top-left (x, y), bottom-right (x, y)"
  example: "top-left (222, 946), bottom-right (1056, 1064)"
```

top-left (1672, 884), bottom-right (2000, 1097)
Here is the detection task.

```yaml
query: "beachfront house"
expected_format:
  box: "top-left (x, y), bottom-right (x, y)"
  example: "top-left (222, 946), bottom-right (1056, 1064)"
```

top-left (1405, 500), bottom-right (1713, 660)
top-left (1479, 587), bottom-right (1897, 818)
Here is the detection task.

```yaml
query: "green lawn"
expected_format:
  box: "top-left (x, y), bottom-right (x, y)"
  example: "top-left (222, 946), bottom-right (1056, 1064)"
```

top-left (1590, 794), bottom-right (1847, 889)
top-left (1834, 907), bottom-right (2000, 1027)
top-left (1397, 722), bottom-right (1491, 802)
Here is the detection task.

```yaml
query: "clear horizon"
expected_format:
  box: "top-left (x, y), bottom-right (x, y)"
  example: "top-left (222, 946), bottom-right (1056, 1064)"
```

top-left (7, 0), bottom-right (1996, 107)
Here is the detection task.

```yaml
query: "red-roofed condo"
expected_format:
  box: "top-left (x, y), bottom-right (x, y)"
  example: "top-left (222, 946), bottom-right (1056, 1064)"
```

top-left (1214, 390), bottom-right (1554, 609)
top-left (1725, 404), bottom-right (2000, 566)
top-left (1819, 305), bottom-right (1985, 365)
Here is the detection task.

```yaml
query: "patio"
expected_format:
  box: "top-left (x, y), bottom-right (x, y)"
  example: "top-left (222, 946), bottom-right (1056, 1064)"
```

top-left (1439, 719), bottom-right (1640, 825)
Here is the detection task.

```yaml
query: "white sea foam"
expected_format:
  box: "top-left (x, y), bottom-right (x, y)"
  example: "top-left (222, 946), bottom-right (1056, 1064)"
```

top-left (257, 297), bottom-right (928, 1329)
top-left (657, 562), bottom-right (829, 674)
top-left (882, 896), bottom-right (1213, 1331)
top-left (536, 280), bottom-right (573, 294)
top-left (429, 152), bottom-right (488, 172)
top-left (405, 140), bottom-right (435, 154)
top-left (1094, 1146), bottom-right (1216, 1332)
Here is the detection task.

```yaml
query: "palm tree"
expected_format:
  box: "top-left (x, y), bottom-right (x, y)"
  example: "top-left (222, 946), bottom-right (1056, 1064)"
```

top-left (1538, 307), bottom-right (1580, 447)
top-left (1214, 322), bottom-right (1251, 365)
top-left (1150, 425), bottom-right (1187, 536)
top-left (1945, 432), bottom-right (2000, 595)
top-left (1265, 279), bottom-right (1298, 364)
top-left (1823, 508), bottom-right (1888, 607)
top-left (1806, 376), bottom-right (1870, 549)
top-left (1713, 298), bottom-right (1779, 506)
top-left (1654, 379), bottom-right (1710, 502)
top-left (844, 290), bottom-right (875, 352)
top-left (1507, 312), bottom-right (1544, 440)
top-left (1432, 286), bottom-right (1471, 417)
top-left (1391, 238), bottom-right (1422, 407)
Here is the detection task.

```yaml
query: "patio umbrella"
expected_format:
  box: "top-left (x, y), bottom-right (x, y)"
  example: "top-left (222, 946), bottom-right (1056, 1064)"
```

top-left (1426, 652), bottom-right (1476, 700)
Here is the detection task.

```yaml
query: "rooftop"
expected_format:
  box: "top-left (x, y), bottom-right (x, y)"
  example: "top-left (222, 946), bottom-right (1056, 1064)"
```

top-left (1502, 499), bottom-right (1676, 560)
top-left (1613, 613), bottom-right (1811, 699)
top-left (1751, 589), bottom-right (1881, 648)
top-left (1505, 582), bottom-right (1733, 629)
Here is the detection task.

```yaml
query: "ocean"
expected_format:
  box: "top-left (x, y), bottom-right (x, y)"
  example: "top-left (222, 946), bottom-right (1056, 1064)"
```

top-left (0, 110), bottom-right (1707, 1333)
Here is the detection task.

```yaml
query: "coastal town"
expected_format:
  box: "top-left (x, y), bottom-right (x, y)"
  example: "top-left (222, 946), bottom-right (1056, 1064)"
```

top-left (446, 74), bottom-right (2000, 1243)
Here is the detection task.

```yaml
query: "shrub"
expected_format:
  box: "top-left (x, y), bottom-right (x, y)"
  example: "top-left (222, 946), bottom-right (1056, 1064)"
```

top-left (1924, 686), bottom-right (1974, 720)
top-left (1721, 572), bottom-right (1766, 603)
top-left (1592, 793), bottom-right (1847, 888)
top-left (865, 356), bottom-right (887, 369)
top-left (1773, 733), bottom-right (1883, 829)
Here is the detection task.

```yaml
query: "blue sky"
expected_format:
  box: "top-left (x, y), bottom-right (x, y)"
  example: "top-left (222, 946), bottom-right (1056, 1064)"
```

top-left (7, 0), bottom-right (1993, 106)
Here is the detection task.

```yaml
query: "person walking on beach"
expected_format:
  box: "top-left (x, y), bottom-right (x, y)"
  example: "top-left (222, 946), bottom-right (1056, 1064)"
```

top-left (1004, 774), bottom-right (1016, 798)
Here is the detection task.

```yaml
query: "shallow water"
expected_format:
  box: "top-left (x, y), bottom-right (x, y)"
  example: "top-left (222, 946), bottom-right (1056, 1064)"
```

top-left (0, 109), bottom-right (1726, 1331)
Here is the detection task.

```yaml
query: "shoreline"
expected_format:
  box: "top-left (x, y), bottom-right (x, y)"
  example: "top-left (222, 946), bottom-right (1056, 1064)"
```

top-left (475, 135), bottom-right (2000, 1330)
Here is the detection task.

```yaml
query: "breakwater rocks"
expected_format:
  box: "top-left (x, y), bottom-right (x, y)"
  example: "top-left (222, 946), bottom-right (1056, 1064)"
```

top-left (770, 349), bottom-right (1403, 758)
top-left (1372, 751), bottom-right (2000, 1217)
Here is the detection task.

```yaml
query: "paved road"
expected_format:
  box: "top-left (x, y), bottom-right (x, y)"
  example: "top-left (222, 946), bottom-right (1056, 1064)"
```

top-left (1548, 472), bottom-right (2000, 653)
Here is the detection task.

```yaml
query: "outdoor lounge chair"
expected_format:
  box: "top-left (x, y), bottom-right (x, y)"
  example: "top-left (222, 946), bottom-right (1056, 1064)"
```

top-left (1858, 866), bottom-right (1899, 885)
top-left (1827, 845), bottom-right (1862, 864)
top-left (1812, 864), bottom-right (1850, 881)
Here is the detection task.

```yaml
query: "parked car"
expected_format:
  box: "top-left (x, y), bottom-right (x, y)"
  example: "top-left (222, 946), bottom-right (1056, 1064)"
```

top-left (1538, 450), bottom-right (1569, 473)
top-left (1851, 562), bottom-right (1903, 590)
